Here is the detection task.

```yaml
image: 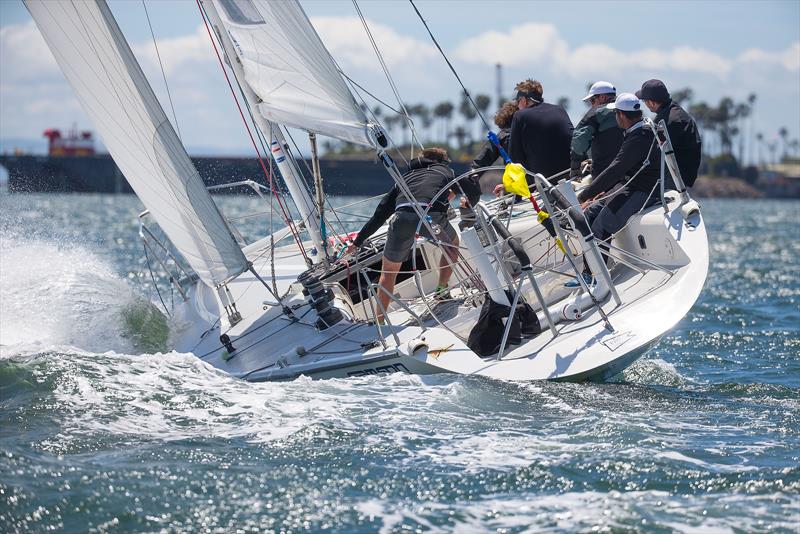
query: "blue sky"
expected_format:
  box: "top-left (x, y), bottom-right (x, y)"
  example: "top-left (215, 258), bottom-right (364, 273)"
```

top-left (1, 0), bottom-right (798, 161)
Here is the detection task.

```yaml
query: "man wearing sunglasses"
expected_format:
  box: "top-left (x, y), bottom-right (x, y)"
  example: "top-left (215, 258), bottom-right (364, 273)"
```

top-left (570, 81), bottom-right (624, 181)
top-left (508, 79), bottom-right (574, 182)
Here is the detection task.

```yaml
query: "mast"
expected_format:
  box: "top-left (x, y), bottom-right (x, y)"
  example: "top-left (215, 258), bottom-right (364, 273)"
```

top-left (308, 132), bottom-right (329, 261)
top-left (199, 0), bottom-right (325, 263)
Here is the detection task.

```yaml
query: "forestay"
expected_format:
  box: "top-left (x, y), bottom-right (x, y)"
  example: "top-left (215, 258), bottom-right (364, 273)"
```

top-left (213, 0), bottom-right (373, 147)
top-left (24, 0), bottom-right (248, 287)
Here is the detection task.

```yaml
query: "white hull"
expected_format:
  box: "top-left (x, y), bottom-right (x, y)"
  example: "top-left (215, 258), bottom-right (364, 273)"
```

top-left (170, 192), bottom-right (708, 383)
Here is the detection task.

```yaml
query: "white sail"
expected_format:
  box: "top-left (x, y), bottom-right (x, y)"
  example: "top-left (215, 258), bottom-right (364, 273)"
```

top-left (213, 0), bottom-right (373, 147)
top-left (24, 0), bottom-right (248, 288)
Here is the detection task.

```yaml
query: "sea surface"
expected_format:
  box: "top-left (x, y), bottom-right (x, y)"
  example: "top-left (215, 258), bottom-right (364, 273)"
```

top-left (1, 193), bottom-right (798, 533)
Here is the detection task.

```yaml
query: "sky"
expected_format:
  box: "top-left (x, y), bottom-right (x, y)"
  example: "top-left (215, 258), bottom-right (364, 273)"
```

top-left (1, 0), bottom-right (798, 163)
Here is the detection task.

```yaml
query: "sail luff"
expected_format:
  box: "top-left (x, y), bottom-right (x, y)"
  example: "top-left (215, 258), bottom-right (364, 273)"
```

top-left (201, 0), bottom-right (328, 262)
top-left (24, 0), bottom-right (248, 287)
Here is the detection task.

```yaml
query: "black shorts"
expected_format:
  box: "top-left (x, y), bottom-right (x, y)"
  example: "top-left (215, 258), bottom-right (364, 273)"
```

top-left (383, 211), bottom-right (457, 263)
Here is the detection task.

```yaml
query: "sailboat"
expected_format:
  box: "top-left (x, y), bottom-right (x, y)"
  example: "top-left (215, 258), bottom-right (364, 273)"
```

top-left (24, 0), bottom-right (708, 382)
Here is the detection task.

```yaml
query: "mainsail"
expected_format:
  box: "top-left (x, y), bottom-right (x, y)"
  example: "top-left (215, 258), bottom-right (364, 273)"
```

top-left (24, 0), bottom-right (248, 288)
top-left (213, 0), bottom-right (374, 147)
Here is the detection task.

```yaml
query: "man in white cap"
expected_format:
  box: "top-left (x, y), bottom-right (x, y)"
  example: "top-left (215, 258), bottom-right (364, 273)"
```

top-left (566, 92), bottom-right (661, 287)
top-left (569, 81), bottom-right (624, 180)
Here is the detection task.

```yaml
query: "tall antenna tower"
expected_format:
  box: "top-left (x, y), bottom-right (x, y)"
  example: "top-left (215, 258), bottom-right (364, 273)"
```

top-left (495, 63), bottom-right (503, 107)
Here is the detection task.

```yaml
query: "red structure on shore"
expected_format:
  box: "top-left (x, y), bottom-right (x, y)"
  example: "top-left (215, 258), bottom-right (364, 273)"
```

top-left (43, 127), bottom-right (95, 157)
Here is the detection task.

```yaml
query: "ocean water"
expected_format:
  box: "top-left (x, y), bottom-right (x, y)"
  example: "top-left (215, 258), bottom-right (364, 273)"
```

top-left (0, 193), bottom-right (798, 533)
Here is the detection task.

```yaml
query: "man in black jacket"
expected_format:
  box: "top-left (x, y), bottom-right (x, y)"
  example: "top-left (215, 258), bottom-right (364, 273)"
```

top-left (636, 79), bottom-right (702, 188)
top-left (567, 93), bottom-right (660, 287)
top-left (579, 93), bottom-right (660, 241)
top-left (346, 148), bottom-right (480, 319)
top-left (509, 79), bottom-right (573, 180)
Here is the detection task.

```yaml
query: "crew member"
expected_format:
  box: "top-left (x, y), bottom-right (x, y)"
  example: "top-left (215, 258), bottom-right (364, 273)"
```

top-left (471, 100), bottom-right (517, 170)
top-left (636, 79), bottom-right (702, 188)
top-left (567, 93), bottom-right (660, 287)
top-left (346, 148), bottom-right (480, 320)
top-left (470, 100), bottom-right (517, 199)
top-left (509, 79), bottom-right (573, 180)
top-left (570, 81), bottom-right (624, 180)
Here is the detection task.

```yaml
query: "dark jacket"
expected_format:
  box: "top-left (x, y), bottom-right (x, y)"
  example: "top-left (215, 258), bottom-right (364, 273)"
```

top-left (509, 102), bottom-right (573, 178)
top-left (471, 128), bottom-right (510, 169)
top-left (353, 156), bottom-right (480, 247)
top-left (570, 106), bottom-right (624, 177)
top-left (654, 99), bottom-right (702, 187)
top-left (577, 122), bottom-right (660, 203)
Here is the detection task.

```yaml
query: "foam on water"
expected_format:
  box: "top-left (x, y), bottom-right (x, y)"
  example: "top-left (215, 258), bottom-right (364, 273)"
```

top-left (1, 195), bottom-right (799, 532)
top-left (0, 237), bottom-right (169, 355)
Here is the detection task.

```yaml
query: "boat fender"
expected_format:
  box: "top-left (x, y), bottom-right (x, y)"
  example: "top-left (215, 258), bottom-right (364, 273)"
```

top-left (681, 199), bottom-right (701, 220)
top-left (407, 338), bottom-right (428, 356)
top-left (561, 303), bottom-right (582, 321)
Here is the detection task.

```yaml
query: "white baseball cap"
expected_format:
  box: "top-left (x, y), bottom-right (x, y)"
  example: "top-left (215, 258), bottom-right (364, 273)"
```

top-left (582, 81), bottom-right (616, 101)
top-left (606, 92), bottom-right (642, 112)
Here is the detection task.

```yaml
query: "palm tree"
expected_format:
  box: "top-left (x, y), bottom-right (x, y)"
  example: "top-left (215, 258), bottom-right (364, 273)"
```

top-left (383, 113), bottom-right (400, 142)
top-left (756, 132), bottom-right (764, 166)
top-left (458, 93), bottom-right (477, 144)
top-left (690, 102), bottom-right (713, 156)
top-left (406, 103), bottom-right (430, 143)
top-left (714, 97), bottom-right (736, 155)
top-left (778, 127), bottom-right (789, 160)
top-left (451, 125), bottom-right (469, 149)
top-left (735, 102), bottom-right (751, 165)
top-left (672, 88), bottom-right (694, 106)
top-left (747, 93), bottom-right (756, 164)
top-left (433, 101), bottom-right (454, 143)
top-left (474, 94), bottom-right (491, 138)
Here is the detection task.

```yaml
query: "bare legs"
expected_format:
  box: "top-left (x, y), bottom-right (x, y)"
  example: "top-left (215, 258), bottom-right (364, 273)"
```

top-left (376, 258), bottom-right (402, 321)
top-left (436, 234), bottom-right (459, 288)
top-left (375, 235), bottom-right (459, 322)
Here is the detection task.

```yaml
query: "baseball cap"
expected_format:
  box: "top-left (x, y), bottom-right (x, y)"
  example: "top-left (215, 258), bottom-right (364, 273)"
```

top-left (606, 93), bottom-right (642, 112)
top-left (582, 81), bottom-right (616, 101)
top-left (635, 79), bottom-right (670, 101)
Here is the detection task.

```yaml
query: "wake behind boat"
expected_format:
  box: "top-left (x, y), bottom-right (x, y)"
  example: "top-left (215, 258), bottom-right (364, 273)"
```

top-left (23, 0), bottom-right (708, 382)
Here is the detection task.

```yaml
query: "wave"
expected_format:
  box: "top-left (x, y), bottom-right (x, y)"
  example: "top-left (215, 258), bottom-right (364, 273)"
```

top-left (0, 237), bottom-right (169, 355)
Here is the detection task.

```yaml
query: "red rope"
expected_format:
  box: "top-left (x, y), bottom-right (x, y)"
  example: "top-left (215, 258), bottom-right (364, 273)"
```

top-left (195, 0), bottom-right (308, 260)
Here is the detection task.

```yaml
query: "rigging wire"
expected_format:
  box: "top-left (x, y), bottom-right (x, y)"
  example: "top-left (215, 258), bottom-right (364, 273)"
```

top-left (195, 0), bottom-right (309, 262)
top-left (141, 0), bottom-right (182, 140)
top-left (280, 127), bottom-right (353, 244)
top-left (352, 0), bottom-right (423, 155)
top-left (408, 0), bottom-right (490, 132)
top-left (338, 71), bottom-right (402, 116)
top-left (143, 242), bottom-right (171, 317)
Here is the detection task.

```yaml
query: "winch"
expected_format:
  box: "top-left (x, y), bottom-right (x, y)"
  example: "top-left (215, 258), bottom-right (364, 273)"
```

top-left (298, 269), bottom-right (343, 330)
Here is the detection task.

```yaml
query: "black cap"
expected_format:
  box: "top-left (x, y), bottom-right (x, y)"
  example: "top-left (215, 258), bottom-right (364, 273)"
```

top-left (635, 79), bottom-right (670, 101)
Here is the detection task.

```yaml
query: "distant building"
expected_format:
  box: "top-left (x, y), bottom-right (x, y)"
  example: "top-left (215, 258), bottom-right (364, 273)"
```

top-left (43, 127), bottom-right (95, 157)
top-left (758, 162), bottom-right (800, 198)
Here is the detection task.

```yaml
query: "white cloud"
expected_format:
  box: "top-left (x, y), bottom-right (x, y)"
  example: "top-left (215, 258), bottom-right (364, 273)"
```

top-left (454, 23), bottom-right (798, 81)
top-left (0, 20), bottom-right (60, 82)
top-left (454, 23), bottom-right (568, 67)
top-left (738, 42), bottom-right (800, 71)
top-left (311, 16), bottom-right (436, 70)
top-left (130, 25), bottom-right (212, 75)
